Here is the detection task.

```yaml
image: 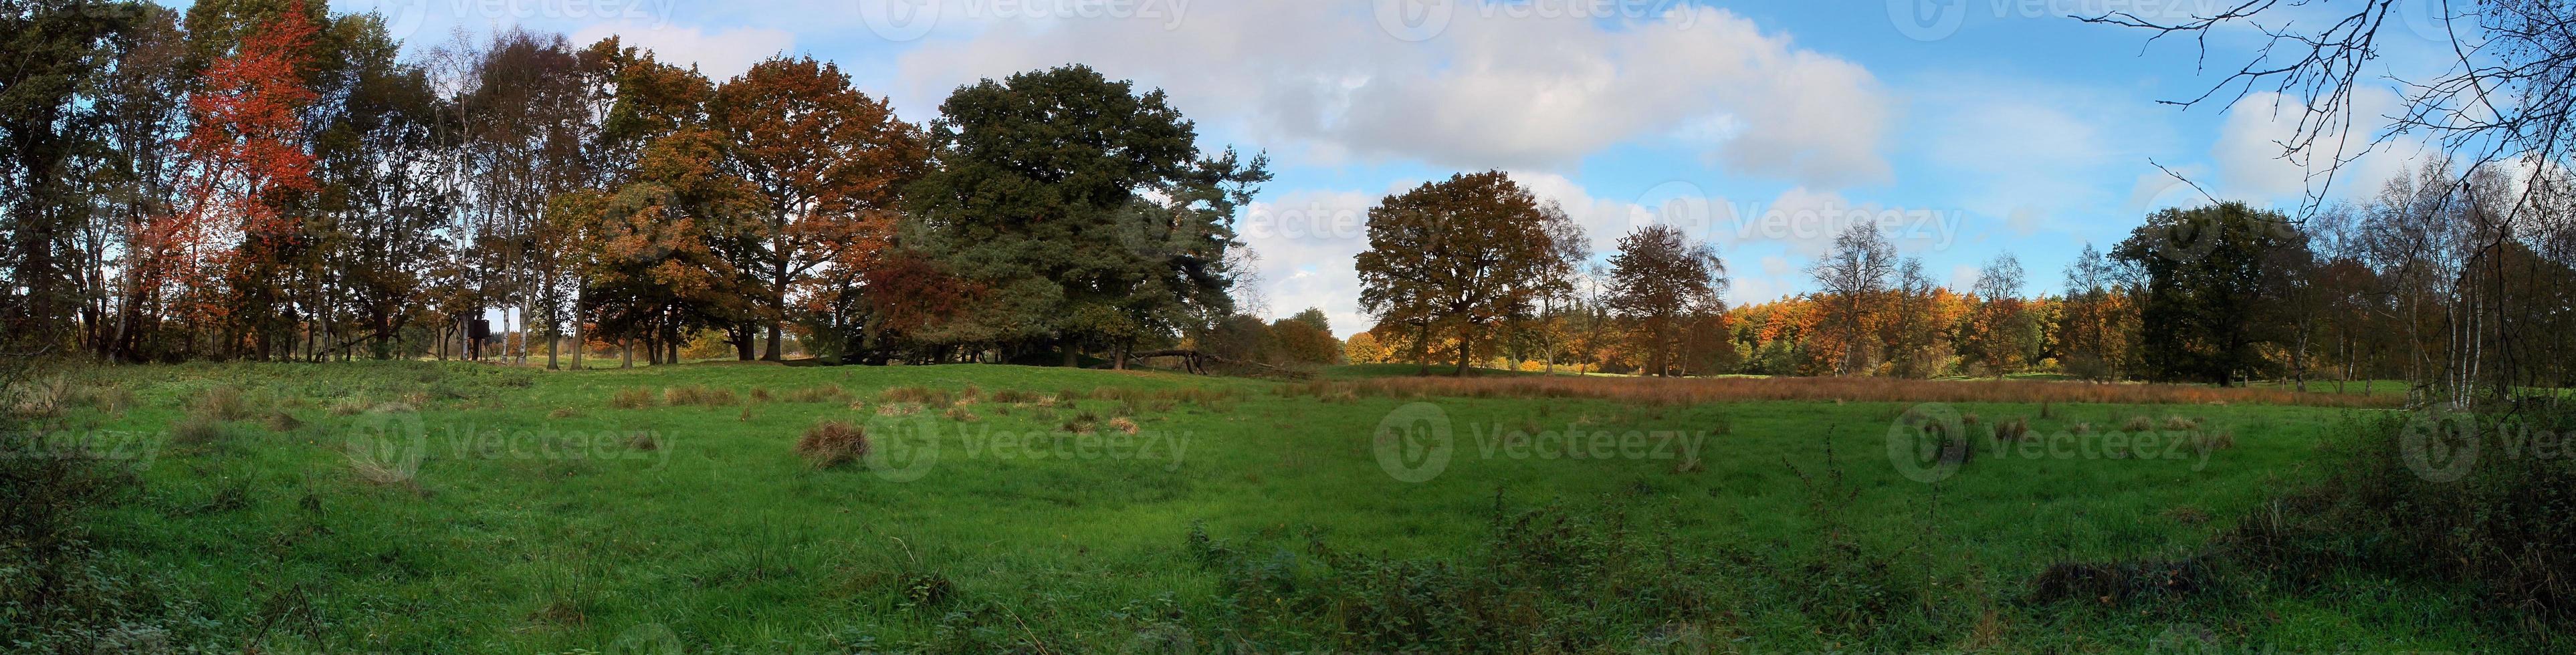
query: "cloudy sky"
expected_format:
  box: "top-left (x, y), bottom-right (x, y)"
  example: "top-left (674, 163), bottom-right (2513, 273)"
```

top-left (318, 0), bottom-right (2462, 332)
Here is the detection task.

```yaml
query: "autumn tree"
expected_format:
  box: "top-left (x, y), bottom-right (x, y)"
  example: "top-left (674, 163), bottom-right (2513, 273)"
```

top-left (1605, 224), bottom-right (1725, 376)
top-left (1354, 170), bottom-right (1584, 376)
top-left (1809, 223), bottom-right (1897, 375)
top-left (1963, 253), bottom-right (2033, 376)
top-left (164, 0), bottom-right (322, 358)
top-left (713, 55), bottom-right (928, 362)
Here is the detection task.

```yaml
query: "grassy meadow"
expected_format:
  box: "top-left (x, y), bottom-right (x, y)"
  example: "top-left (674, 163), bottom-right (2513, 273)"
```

top-left (9, 360), bottom-right (2510, 652)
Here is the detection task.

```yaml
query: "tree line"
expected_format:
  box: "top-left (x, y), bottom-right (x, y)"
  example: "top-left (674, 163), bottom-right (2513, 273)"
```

top-left (1344, 164), bottom-right (2576, 406)
top-left (1, 0), bottom-right (1266, 369)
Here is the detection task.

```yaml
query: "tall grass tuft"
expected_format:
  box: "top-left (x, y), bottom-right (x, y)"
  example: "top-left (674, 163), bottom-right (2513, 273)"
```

top-left (609, 388), bottom-right (656, 410)
top-left (796, 421), bottom-right (871, 469)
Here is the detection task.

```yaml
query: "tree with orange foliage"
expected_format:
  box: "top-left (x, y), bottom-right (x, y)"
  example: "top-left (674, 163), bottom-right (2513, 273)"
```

top-left (157, 0), bottom-right (319, 358)
top-left (714, 55), bottom-right (929, 361)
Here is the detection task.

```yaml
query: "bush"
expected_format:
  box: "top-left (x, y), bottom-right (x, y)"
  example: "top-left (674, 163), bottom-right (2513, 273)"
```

top-left (796, 421), bottom-right (871, 469)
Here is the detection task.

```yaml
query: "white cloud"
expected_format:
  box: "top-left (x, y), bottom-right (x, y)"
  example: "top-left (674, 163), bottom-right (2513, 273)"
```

top-left (889, 3), bottom-right (1891, 187)
top-left (2211, 89), bottom-right (2429, 206)
top-left (569, 23), bottom-right (794, 82)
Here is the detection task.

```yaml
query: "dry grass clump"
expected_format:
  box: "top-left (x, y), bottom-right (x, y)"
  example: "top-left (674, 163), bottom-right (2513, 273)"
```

top-left (2189, 429), bottom-right (2236, 454)
top-left (1992, 417), bottom-right (2032, 442)
top-left (783, 384), bottom-right (851, 404)
top-left (610, 388), bottom-right (656, 409)
top-left (345, 449), bottom-right (419, 489)
top-left (663, 385), bottom-right (738, 406)
top-left (1278, 375), bottom-right (2399, 409)
top-left (795, 421), bottom-right (871, 469)
top-left (5, 376), bottom-right (69, 418)
top-left (2121, 416), bottom-right (2156, 433)
top-left (329, 398), bottom-right (374, 416)
top-left (172, 412), bottom-right (227, 446)
top-left (878, 386), bottom-right (954, 408)
top-left (263, 411), bottom-right (304, 433)
top-left (749, 387), bottom-right (773, 402)
top-left (990, 388), bottom-right (1043, 404)
top-left (74, 382), bottom-right (132, 415)
top-left (2162, 416), bottom-right (2203, 431)
top-left (943, 406), bottom-right (980, 422)
top-left (193, 385), bottom-right (253, 421)
top-left (627, 432), bottom-right (659, 451)
top-left (546, 407), bottom-right (579, 420)
top-left (1107, 416), bottom-right (1140, 435)
top-left (875, 402), bottom-right (923, 417)
top-left (1061, 410), bottom-right (1100, 434)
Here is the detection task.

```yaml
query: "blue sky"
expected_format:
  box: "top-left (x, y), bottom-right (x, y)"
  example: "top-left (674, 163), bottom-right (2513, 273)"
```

top-left (308, 0), bottom-right (2459, 332)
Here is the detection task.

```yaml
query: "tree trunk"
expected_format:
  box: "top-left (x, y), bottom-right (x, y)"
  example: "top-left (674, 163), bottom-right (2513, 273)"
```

top-left (1454, 334), bottom-right (1471, 377)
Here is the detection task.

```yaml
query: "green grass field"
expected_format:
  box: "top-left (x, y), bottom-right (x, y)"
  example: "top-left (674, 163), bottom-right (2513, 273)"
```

top-left (23, 361), bottom-right (2498, 652)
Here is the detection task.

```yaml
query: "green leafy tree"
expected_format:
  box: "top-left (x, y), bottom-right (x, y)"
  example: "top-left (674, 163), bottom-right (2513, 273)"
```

top-left (902, 64), bottom-right (1268, 367)
top-left (2113, 202), bottom-right (2310, 386)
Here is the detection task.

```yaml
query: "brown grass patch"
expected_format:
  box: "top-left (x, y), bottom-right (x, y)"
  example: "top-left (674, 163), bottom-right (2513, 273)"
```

top-left (878, 386), bottom-right (953, 408)
top-left (783, 384), bottom-right (851, 404)
top-left (547, 407), bottom-right (578, 420)
top-left (2189, 430), bottom-right (2236, 454)
top-left (1107, 416), bottom-right (1140, 434)
top-left (1279, 376), bottom-right (2399, 408)
top-left (663, 385), bottom-right (737, 406)
top-left (627, 432), bottom-right (659, 451)
top-left (263, 411), bottom-right (304, 433)
top-left (2121, 416), bottom-right (2157, 432)
top-left (609, 388), bottom-right (656, 410)
top-left (796, 421), bottom-right (871, 469)
top-left (172, 412), bottom-right (227, 446)
top-left (944, 406), bottom-right (980, 422)
top-left (193, 385), bottom-right (252, 421)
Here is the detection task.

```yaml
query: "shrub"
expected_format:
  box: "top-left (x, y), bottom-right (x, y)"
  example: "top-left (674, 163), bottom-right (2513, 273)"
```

top-left (796, 421), bottom-right (871, 469)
